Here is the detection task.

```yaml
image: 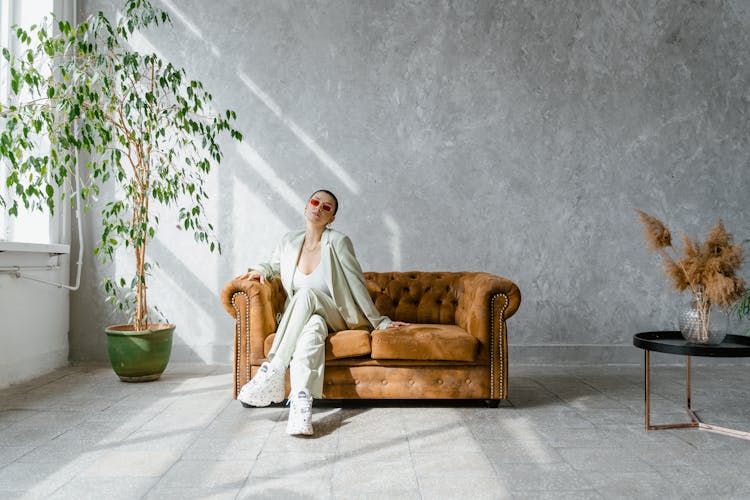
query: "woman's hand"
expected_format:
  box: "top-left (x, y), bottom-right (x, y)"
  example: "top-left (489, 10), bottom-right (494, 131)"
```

top-left (235, 270), bottom-right (266, 284)
top-left (385, 321), bottom-right (409, 328)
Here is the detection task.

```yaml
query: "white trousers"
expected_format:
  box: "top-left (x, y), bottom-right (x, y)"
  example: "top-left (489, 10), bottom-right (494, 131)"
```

top-left (268, 287), bottom-right (347, 398)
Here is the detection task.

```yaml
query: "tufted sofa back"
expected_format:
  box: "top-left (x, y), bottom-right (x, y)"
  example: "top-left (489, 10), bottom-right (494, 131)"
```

top-left (365, 271), bottom-right (469, 326)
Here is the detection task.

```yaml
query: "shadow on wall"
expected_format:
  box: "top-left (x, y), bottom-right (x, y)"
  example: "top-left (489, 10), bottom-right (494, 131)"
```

top-left (69, 1), bottom-right (406, 364)
top-left (144, 0), bottom-right (406, 257)
top-left (71, 0), bottom-right (750, 365)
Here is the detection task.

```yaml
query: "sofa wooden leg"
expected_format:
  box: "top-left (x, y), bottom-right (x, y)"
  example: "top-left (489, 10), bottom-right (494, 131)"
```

top-left (485, 399), bottom-right (501, 408)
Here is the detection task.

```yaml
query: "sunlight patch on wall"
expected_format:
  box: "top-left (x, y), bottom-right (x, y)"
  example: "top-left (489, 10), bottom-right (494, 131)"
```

top-left (232, 180), bottom-right (289, 273)
top-left (150, 264), bottom-right (215, 363)
top-left (155, 210), bottom-right (219, 290)
top-left (383, 213), bottom-right (402, 270)
top-left (159, 0), bottom-right (221, 57)
top-left (235, 141), bottom-right (305, 211)
top-left (236, 68), bottom-right (360, 195)
top-left (117, 11), bottom-right (165, 60)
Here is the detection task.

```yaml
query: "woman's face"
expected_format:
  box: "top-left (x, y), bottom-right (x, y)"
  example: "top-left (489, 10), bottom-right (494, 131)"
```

top-left (305, 191), bottom-right (337, 227)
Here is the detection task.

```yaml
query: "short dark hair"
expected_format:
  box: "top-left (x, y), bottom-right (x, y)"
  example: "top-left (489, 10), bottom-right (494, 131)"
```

top-left (309, 189), bottom-right (339, 215)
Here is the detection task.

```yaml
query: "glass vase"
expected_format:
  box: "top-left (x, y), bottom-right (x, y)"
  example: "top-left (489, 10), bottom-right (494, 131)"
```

top-left (678, 293), bottom-right (726, 345)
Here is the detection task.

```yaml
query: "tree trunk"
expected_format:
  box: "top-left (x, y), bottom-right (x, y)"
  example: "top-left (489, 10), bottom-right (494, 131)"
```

top-left (134, 188), bottom-right (148, 331)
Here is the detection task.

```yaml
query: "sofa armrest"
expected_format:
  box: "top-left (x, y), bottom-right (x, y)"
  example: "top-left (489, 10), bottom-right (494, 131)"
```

top-left (221, 278), bottom-right (285, 398)
top-left (455, 272), bottom-right (521, 348)
top-left (220, 278), bottom-right (279, 325)
top-left (455, 272), bottom-right (520, 400)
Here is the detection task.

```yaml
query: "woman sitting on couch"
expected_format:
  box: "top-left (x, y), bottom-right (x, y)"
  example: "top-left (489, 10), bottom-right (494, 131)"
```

top-left (235, 189), bottom-right (408, 436)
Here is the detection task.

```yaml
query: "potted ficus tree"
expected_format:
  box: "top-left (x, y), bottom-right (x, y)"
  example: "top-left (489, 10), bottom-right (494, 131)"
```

top-left (0, 0), bottom-right (242, 380)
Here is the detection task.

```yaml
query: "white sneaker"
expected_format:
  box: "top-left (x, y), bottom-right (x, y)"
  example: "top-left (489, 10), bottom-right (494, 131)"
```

top-left (286, 389), bottom-right (313, 436)
top-left (238, 362), bottom-right (285, 407)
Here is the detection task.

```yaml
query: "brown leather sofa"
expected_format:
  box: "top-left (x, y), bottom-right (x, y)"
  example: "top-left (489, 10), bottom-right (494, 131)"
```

top-left (221, 271), bottom-right (521, 405)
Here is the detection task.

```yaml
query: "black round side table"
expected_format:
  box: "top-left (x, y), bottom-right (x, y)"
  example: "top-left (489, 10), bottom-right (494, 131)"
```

top-left (633, 331), bottom-right (750, 440)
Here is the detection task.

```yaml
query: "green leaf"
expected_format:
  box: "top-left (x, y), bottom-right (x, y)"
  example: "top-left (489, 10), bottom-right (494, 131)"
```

top-left (0, 2), bottom-right (237, 324)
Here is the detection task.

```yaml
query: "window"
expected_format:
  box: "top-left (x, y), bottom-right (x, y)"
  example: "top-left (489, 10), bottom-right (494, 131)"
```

top-left (0, 0), bottom-right (70, 244)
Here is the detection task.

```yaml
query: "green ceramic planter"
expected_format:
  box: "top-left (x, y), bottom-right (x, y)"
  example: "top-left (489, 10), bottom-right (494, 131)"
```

top-left (104, 323), bottom-right (175, 382)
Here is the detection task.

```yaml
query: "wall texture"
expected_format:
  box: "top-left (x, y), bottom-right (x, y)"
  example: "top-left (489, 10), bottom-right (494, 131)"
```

top-left (70, 0), bottom-right (750, 365)
top-left (0, 250), bottom-right (70, 388)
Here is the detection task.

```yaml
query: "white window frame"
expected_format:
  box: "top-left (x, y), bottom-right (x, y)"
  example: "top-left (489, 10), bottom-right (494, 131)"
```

top-left (0, 0), bottom-right (76, 249)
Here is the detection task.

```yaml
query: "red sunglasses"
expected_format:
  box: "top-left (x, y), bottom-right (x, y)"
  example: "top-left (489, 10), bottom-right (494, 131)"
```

top-left (309, 198), bottom-right (334, 212)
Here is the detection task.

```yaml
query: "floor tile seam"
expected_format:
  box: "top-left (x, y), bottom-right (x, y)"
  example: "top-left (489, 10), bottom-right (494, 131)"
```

top-left (414, 470), bottom-right (501, 481)
top-left (508, 381), bottom-right (561, 402)
top-left (329, 486), bottom-right (421, 500)
top-left (7, 423), bottom-right (76, 466)
top-left (507, 392), bottom-right (571, 413)
top-left (13, 448), bottom-right (112, 499)
top-left (483, 446), bottom-right (567, 462)
top-left (9, 442), bottom-right (60, 467)
top-left (136, 398), bottom-right (234, 500)
top-left (458, 422), bottom-right (516, 483)
top-left (325, 420), bottom-right (341, 488)
top-left (184, 397), bottom-right (233, 435)
top-left (233, 483), bottom-right (332, 500)
top-left (12, 422), bottom-right (109, 444)
top-left (229, 402), bottom-right (284, 495)
top-left (554, 374), bottom-right (613, 399)
top-left (503, 466), bottom-right (600, 494)
top-left (482, 441), bottom-right (568, 458)
top-left (145, 458), bottom-right (254, 499)
top-left (257, 446), bottom-right (337, 455)
top-left (249, 470), bottom-right (337, 480)
top-left (561, 462), bottom-right (661, 475)
top-left (505, 486), bottom-right (600, 494)
top-left (290, 426), bottom-right (340, 500)
top-left (528, 378), bottom-right (630, 426)
top-left (400, 425), bottom-right (426, 500)
top-left (121, 394), bottom-right (209, 443)
top-left (584, 481), bottom-right (688, 497)
top-left (2, 369), bottom-right (82, 395)
top-left (478, 437), bottom-right (573, 447)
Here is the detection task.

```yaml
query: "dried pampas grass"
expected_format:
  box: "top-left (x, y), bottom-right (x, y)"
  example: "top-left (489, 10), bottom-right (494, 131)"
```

top-left (704, 220), bottom-right (730, 254)
top-left (664, 257), bottom-right (690, 292)
top-left (637, 211), bottom-right (745, 309)
top-left (637, 210), bottom-right (672, 251)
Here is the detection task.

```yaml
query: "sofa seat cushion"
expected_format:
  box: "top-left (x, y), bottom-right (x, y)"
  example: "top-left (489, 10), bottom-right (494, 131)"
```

top-left (371, 324), bottom-right (478, 362)
top-left (264, 329), bottom-right (372, 360)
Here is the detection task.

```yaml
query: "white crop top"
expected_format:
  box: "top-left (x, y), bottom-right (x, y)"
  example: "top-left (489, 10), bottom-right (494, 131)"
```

top-left (292, 263), bottom-right (331, 297)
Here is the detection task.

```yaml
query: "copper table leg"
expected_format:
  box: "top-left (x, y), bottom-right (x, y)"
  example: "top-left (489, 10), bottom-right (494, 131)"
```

top-left (643, 351), bottom-right (750, 440)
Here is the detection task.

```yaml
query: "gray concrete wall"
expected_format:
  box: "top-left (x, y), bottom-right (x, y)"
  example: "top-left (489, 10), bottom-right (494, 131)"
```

top-left (70, 0), bottom-right (750, 365)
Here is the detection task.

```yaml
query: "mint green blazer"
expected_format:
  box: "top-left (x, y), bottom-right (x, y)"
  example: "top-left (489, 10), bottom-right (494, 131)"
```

top-left (250, 229), bottom-right (392, 331)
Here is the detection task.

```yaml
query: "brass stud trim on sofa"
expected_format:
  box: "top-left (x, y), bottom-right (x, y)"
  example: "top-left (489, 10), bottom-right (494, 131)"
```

top-left (230, 292), bottom-right (251, 398)
top-left (490, 292), bottom-right (509, 399)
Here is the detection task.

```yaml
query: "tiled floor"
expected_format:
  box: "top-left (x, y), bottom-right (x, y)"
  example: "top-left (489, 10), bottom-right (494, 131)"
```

top-left (1, 359), bottom-right (749, 499)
